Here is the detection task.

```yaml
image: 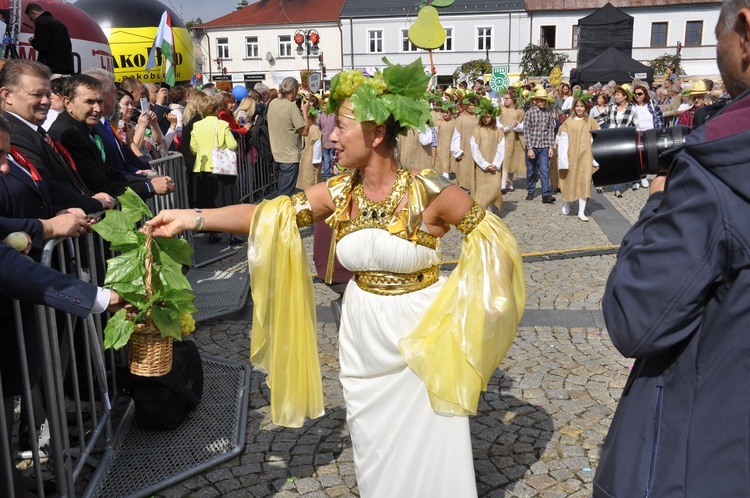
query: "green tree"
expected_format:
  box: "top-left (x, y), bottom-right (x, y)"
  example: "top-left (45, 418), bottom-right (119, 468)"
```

top-left (185, 17), bottom-right (203, 30)
top-left (519, 43), bottom-right (569, 79)
top-left (452, 59), bottom-right (492, 87)
top-left (649, 53), bottom-right (684, 76)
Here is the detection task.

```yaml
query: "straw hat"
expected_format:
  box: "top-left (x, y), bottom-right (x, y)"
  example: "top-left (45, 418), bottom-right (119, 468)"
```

top-left (530, 88), bottom-right (549, 100)
top-left (509, 80), bottom-right (523, 89)
top-left (614, 83), bottom-right (634, 101)
top-left (688, 81), bottom-right (708, 96)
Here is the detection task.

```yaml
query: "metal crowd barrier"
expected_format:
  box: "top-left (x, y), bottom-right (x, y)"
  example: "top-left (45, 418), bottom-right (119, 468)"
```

top-left (1, 233), bottom-right (120, 498)
top-left (0, 144), bottom-right (272, 497)
top-left (235, 136), bottom-right (277, 203)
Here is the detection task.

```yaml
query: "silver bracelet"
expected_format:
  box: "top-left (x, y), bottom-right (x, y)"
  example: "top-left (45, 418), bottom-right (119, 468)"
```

top-left (194, 208), bottom-right (204, 231)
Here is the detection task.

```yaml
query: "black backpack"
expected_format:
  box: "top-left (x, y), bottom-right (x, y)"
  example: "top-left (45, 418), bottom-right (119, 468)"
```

top-left (123, 339), bottom-right (204, 430)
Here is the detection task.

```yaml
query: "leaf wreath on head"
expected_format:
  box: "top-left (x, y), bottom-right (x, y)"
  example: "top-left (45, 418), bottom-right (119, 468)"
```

top-left (440, 99), bottom-right (458, 114)
top-left (326, 57), bottom-right (432, 136)
top-left (573, 89), bottom-right (594, 106)
top-left (473, 96), bottom-right (501, 119)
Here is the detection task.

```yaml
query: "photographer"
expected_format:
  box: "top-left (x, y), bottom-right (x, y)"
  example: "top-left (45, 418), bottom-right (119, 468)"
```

top-left (594, 2), bottom-right (750, 496)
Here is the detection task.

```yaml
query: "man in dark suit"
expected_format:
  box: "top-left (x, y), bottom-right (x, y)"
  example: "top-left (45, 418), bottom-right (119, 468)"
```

top-left (0, 119), bottom-right (125, 496)
top-left (84, 69), bottom-right (161, 178)
top-left (0, 59), bottom-right (115, 213)
top-left (48, 75), bottom-right (174, 200)
top-left (24, 2), bottom-right (74, 75)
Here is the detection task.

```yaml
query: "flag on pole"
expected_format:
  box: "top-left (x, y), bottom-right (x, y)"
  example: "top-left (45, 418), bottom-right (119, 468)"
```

top-left (145, 11), bottom-right (175, 86)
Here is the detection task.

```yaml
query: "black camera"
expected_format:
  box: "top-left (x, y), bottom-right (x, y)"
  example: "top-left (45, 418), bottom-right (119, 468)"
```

top-left (590, 126), bottom-right (691, 187)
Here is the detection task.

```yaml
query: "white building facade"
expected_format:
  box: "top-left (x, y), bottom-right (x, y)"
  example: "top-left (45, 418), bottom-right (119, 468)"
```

top-left (341, 0), bottom-right (722, 82)
top-left (527, 2), bottom-right (721, 77)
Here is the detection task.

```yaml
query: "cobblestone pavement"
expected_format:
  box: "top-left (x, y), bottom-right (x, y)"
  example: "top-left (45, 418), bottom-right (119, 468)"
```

top-left (156, 182), bottom-right (653, 498)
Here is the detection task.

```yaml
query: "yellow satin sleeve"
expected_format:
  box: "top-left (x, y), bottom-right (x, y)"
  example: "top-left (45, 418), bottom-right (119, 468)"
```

top-left (398, 211), bottom-right (526, 415)
top-left (247, 197), bottom-right (324, 428)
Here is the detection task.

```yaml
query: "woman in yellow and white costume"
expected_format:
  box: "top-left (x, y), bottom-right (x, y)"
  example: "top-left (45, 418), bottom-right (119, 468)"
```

top-left (146, 61), bottom-right (526, 498)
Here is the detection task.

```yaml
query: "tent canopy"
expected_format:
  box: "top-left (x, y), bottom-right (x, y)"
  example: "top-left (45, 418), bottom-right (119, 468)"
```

top-left (570, 47), bottom-right (653, 88)
top-left (577, 2), bottom-right (634, 64)
top-left (578, 2), bottom-right (633, 26)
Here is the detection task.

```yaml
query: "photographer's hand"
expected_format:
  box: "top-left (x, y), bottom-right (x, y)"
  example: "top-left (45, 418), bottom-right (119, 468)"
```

top-left (649, 175), bottom-right (667, 195)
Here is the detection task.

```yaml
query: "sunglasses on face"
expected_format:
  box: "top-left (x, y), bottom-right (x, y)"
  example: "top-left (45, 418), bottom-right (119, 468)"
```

top-left (635, 92), bottom-right (645, 96)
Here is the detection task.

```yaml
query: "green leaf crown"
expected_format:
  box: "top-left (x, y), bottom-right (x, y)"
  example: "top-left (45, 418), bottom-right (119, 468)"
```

top-left (326, 57), bottom-right (432, 136)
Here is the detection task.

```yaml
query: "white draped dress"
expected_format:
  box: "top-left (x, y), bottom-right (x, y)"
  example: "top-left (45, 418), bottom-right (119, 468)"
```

top-left (336, 228), bottom-right (478, 498)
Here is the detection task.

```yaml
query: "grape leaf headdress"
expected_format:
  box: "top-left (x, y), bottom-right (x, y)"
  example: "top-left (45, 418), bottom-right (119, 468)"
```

top-left (326, 57), bottom-right (432, 136)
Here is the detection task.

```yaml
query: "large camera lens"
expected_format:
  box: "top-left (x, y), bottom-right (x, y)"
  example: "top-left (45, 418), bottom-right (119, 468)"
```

top-left (590, 126), bottom-right (690, 187)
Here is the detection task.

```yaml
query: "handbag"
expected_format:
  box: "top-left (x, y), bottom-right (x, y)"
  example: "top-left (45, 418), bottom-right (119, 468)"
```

top-left (211, 120), bottom-right (237, 176)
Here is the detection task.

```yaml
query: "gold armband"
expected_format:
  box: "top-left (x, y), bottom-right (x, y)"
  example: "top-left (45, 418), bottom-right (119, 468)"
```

top-left (456, 202), bottom-right (486, 235)
top-left (290, 192), bottom-right (313, 227)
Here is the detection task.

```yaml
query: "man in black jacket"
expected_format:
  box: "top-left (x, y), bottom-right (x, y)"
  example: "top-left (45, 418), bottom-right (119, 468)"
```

top-left (0, 59), bottom-right (114, 213)
top-left (25, 3), bottom-right (74, 75)
top-left (49, 75), bottom-right (174, 200)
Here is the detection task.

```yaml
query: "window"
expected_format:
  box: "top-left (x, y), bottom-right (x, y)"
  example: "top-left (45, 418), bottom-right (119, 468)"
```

top-left (685, 21), bottom-right (703, 46)
top-left (245, 36), bottom-right (259, 58)
top-left (651, 22), bottom-right (668, 47)
top-left (402, 29), bottom-right (418, 52)
top-left (541, 25), bottom-right (556, 48)
top-left (437, 28), bottom-right (453, 51)
top-left (477, 27), bottom-right (492, 51)
top-left (572, 25), bottom-right (580, 48)
top-left (278, 35), bottom-right (292, 57)
top-left (368, 30), bottom-right (383, 53)
top-left (216, 37), bottom-right (229, 59)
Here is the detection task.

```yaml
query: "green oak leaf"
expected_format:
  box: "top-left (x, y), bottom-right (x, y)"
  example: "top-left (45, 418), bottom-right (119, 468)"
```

top-left (381, 94), bottom-right (432, 132)
top-left (382, 57), bottom-right (430, 100)
top-left (103, 248), bottom-right (146, 286)
top-left (153, 237), bottom-right (194, 266)
top-left (156, 251), bottom-right (192, 291)
top-left (108, 281), bottom-right (148, 309)
top-left (92, 210), bottom-right (141, 250)
top-left (150, 306), bottom-right (182, 340)
top-left (349, 84), bottom-right (391, 124)
top-left (118, 187), bottom-right (152, 222)
top-left (103, 309), bottom-right (135, 350)
top-left (162, 287), bottom-right (198, 314)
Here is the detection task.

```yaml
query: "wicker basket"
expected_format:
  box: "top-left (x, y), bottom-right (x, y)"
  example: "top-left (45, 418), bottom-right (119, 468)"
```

top-left (129, 323), bottom-right (173, 376)
top-left (127, 225), bottom-right (173, 376)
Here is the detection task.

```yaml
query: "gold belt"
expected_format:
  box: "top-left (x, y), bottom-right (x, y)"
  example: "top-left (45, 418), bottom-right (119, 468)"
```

top-left (354, 266), bottom-right (439, 296)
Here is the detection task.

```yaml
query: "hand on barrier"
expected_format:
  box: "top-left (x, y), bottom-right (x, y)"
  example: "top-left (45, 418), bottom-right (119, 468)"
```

top-left (43, 211), bottom-right (88, 239)
top-left (93, 192), bottom-right (115, 210)
top-left (151, 176), bottom-right (175, 195)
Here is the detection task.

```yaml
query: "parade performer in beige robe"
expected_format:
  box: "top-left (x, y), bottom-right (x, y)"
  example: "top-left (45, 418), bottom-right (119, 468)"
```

top-left (451, 96), bottom-right (479, 195)
top-left (557, 98), bottom-right (600, 221)
top-left (434, 101), bottom-right (458, 175)
top-left (296, 123), bottom-right (323, 189)
top-left (498, 91), bottom-right (525, 193)
top-left (397, 127), bottom-right (432, 170)
top-left (470, 98), bottom-right (504, 210)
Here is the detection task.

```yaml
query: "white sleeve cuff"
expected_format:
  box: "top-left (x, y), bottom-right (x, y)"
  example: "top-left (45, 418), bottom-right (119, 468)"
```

top-left (92, 288), bottom-right (111, 314)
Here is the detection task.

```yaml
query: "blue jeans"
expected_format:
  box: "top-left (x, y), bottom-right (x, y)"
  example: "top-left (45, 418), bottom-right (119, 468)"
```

top-left (526, 147), bottom-right (552, 197)
top-left (276, 162), bottom-right (299, 197)
top-left (322, 148), bottom-right (334, 179)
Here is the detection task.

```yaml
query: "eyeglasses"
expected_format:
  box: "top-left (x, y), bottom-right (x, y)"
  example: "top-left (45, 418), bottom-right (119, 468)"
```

top-left (634, 92), bottom-right (645, 96)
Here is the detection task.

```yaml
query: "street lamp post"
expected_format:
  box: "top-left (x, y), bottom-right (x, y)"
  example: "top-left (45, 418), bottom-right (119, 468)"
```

top-left (294, 29), bottom-right (320, 72)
